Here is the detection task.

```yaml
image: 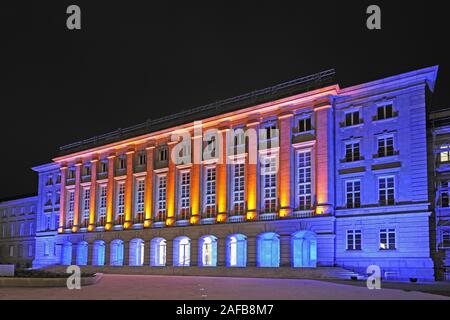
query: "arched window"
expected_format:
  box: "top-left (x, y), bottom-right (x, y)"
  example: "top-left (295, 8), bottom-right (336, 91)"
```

top-left (76, 241), bottom-right (88, 266)
top-left (173, 236), bottom-right (190, 266)
top-left (256, 232), bottom-right (280, 267)
top-left (199, 235), bottom-right (217, 267)
top-left (61, 242), bottom-right (72, 265)
top-left (226, 234), bottom-right (247, 267)
top-left (291, 231), bottom-right (317, 268)
top-left (129, 238), bottom-right (145, 266)
top-left (92, 240), bottom-right (106, 266)
top-left (150, 237), bottom-right (166, 266)
top-left (110, 239), bottom-right (124, 266)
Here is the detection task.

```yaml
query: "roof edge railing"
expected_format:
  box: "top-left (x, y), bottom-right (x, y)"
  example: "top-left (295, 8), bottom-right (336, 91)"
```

top-left (59, 69), bottom-right (335, 152)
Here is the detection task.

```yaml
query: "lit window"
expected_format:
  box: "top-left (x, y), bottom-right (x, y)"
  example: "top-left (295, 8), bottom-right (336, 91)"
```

top-left (440, 145), bottom-right (450, 163)
top-left (135, 179), bottom-right (145, 223)
top-left (378, 177), bottom-right (395, 206)
top-left (377, 104), bottom-right (394, 120)
top-left (265, 124), bottom-right (277, 140)
top-left (346, 180), bottom-right (361, 208)
top-left (232, 163), bottom-right (245, 215)
top-left (98, 185), bottom-right (107, 225)
top-left (297, 151), bottom-right (311, 210)
top-left (156, 175), bottom-right (167, 222)
top-left (345, 142), bottom-right (361, 162)
top-left (345, 111), bottom-right (361, 126)
top-left (115, 182), bottom-right (125, 224)
top-left (67, 191), bottom-right (75, 227)
top-left (262, 155), bottom-right (277, 212)
top-left (379, 228), bottom-right (396, 250)
top-left (82, 188), bottom-right (90, 227)
top-left (298, 117), bottom-right (312, 132)
top-left (204, 167), bottom-right (216, 218)
top-left (377, 136), bottom-right (394, 157)
top-left (179, 172), bottom-right (190, 219)
top-left (346, 229), bottom-right (362, 250)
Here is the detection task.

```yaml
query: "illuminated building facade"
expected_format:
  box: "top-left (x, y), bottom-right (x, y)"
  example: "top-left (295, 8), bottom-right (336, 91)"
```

top-left (29, 66), bottom-right (440, 280)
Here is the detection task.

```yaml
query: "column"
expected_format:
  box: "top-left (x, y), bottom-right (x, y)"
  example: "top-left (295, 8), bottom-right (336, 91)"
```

top-left (58, 165), bottom-right (67, 233)
top-left (278, 112), bottom-right (294, 218)
top-left (72, 161), bottom-right (82, 233)
top-left (246, 120), bottom-right (260, 221)
top-left (166, 141), bottom-right (177, 226)
top-left (144, 144), bottom-right (155, 228)
top-left (88, 158), bottom-right (98, 231)
top-left (314, 103), bottom-right (334, 214)
top-left (190, 133), bottom-right (202, 225)
top-left (124, 149), bottom-right (135, 229)
top-left (216, 127), bottom-right (229, 222)
top-left (105, 154), bottom-right (116, 230)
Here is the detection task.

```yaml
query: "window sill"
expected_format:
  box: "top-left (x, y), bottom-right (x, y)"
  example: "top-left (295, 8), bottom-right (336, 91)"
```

top-left (372, 116), bottom-right (398, 124)
top-left (293, 129), bottom-right (315, 136)
top-left (340, 123), bottom-right (364, 130)
top-left (372, 154), bottom-right (399, 164)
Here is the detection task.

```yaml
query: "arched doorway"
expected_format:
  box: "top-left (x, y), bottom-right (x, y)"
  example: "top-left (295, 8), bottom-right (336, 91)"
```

top-left (226, 234), bottom-right (247, 267)
top-left (110, 239), bottom-right (124, 266)
top-left (92, 240), bottom-right (106, 266)
top-left (256, 232), bottom-right (280, 267)
top-left (76, 241), bottom-right (88, 266)
top-left (291, 231), bottom-right (317, 268)
top-left (199, 235), bottom-right (217, 267)
top-left (61, 242), bottom-right (72, 265)
top-left (129, 238), bottom-right (145, 266)
top-left (150, 237), bottom-right (166, 266)
top-left (173, 236), bottom-right (190, 266)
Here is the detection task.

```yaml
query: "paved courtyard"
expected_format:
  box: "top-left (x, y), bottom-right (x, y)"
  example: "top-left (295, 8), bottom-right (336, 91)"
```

top-left (0, 274), bottom-right (448, 300)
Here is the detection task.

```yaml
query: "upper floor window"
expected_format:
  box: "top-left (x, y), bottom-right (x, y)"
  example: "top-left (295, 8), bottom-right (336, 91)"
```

top-left (442, 230), bottom-right (450, 248)
top-left (179, 172), bottom-right (191, 219)
top-left (158, 147), bottom-right (168, 161)
top-left (82, 188), bottom-right (90, 224)
top-left (297, 151), bottom-right (312, 210)
top-left (118, 157), bottom-right (126, 170)
top-left (46, 175), bottom-right (53, 185)
top-left (377, 136), bottom-right (394, 157)
top-left (100, 161), bottom-right (108, 173)
top-left (345, 111), bottom-right (361, 127)
top-left (346, 229), bottom-right (362, 250)
top-left (262, 155), bottom-right (277, 213)
top-left (68, 169), bottom-right (75, 179)
top-left (45, 191), bottom-right (53, 206)
top-left (378, 176), bottom-right (395, 206)
top-left (345, 142), bottom-right (361, 162)
top-left (56, 174), bottom-right (61, 184)
top-left (379, 228), bottom-right (396, 250)
top-left (440, 145), bottom-right (450, 163)
top-left (135, 179), bottom-right (145, 222)
top-left (233, 130), bottom-right (245, 146)
top-left (204, 167), bottom-right (217, 218)
top-left (67, 190), bottom-right (75, 226)
top-left (156, 175), bottom-right (167, 221)
top-left (346, 180), bottom-right (361, 209)
top-left (98, 185), bottom-right (107, 225)
top-left (264, 124), bottom-right (278, 140)
top-left (376, 103), bottom-right (395, 120)
top-left (205, 137), bottom-right (217, 158)
top-left (116, 182), bottom-right (126, 220)
top-left (138, 152), bottom-right (147, 166)
top-left (19, 223), bottom-right (25, 236)
top-left (298, 117), bottom-right (312, 133)
top-left (440, 181), bottom-right (449, 208)
top-left (232, 163), bottom-right (245, 215)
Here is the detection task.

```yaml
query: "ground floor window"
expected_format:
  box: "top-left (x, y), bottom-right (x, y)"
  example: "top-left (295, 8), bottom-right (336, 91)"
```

top-left (257, 232), bottom-right (280, 267)
top-left (76, 241), bottom-right (88, 266)
top-left (379, 228), bottom-right (396, 250)
top-left (150, 237), bottom-right (166, 266)
top-left (199, 235), bottom-right (217, 267)
top-left (92, 240), bottom-right (106, 266)
top-left (129, 238), bottom-right (145, 266)
top-left (346, 229), bottom-right (362, 251)
top-left (110, 239), bottom-right (124, 266)
top-left (173, 236), bottom-right (190, 266)
top-left (226, 234), bottom-right (247, 267)
top-left (291, 231), bottom-right (317, 267)
top-left (61, 242), bottom-right (72, 265)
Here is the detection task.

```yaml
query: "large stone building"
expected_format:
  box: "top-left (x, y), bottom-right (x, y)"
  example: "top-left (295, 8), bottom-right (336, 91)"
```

top-left (0, 195), bottom-right (37, 268)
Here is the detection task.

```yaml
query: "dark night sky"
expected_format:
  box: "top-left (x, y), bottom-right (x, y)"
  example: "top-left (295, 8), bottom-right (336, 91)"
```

top-left (0, 1), bottom-right (449, 199)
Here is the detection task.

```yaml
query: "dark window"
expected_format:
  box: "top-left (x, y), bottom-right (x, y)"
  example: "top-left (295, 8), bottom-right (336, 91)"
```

top-left (380, 229), bottom-right (396, 250)
top-left (345, 142), bottom-right (360, 162)
top-left (298, 118), bottom-right (312, 132)
top-left (347, 230), bottom-right (362, 250)
top-left (377, 104), bottom-right (394, 120)
top-left (379, 177), bottom-right (395, 205)
top-left (345, 111), bottom-right (360, 126)
top-left (377, 137), bottom-right (394, 157)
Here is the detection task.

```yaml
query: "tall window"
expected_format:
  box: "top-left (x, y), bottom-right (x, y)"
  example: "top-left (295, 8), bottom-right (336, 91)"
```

top-left (440, 145), bottom-right (450, 163)
top-left (67, 191), bottom-right (75, 227)
top-left (156, 175), bottom-right (167, 221)
top-left (345, 142), bottom-right (361, 162)
top-left (116, 182), bottom-right (125, 224)
top-left (262, 155), bottom-right (277, 212)
top-left (98, 185), bottom-right (107, 225)
top-left (138, 152), bottom-right (147, 166)
top-left (379, 228), bottom-right (396, 250)
top-left (345, 111), bottom-right (361, 126)
top-left (346, 180), bottom-right (361, 208)
top-left (233, 163), bottom-right (245, 215)
top-left (346, 230), bottom-right (362, 250)
top-left (441, 181), bottom-right (449, 208)
top-left (204, 167), bottom-right (216, 218)
top-left (82, 188), bottom-right (90, 227)
top-left (298, 117), bottom-right (312, 132)
top-left (100, 161), bottom-right (108, 173)
top-left (158, 148), bottom-right (168, 161)
top-left (135, 179), bottom-right (145, 223)
top-left (377, 104), bottom-right (394, 120)
top-left (19, 223), bottom-right (25, 236)
top-left (442, 230), bottom-right (450, 248)
top-left (179, 172), bottom-right (190, 219)
top-left (264, 124), bottom-right (277, 140)
top-left (118, 157), bottom-right (126, 170)
top-left (377, 136), bottom-right (394, 157)
top-left (379, 177), bottom-right (395, 206)
top-left (297, 151), bottom-right (312, 210)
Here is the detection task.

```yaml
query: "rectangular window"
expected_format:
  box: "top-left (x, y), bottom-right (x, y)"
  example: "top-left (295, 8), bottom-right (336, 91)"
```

top-left (380, 228), bottom-right (396, 250)
top-left (345, 111), bottom-right (361, 126)
top-left (116, 182), bottom-right (125, 224)
top-left (97, 185), bottom-right (107, 225)
top-left (119, 158), bottom-right (126, 170)
top-left (265, 124), bottom-right (277, 140)
top-left (377, 136), bottom-right (394, 157)
top-left (138, 152), bottom-right (147, 166)
top-left (28, 244), bottom-right (33, 257)
top-left (82, 188), bottom-right (90, 227)
top-left (44, 242), bottom-right (50, 256)
top-left (379, 177), bottom-right (395, 206)
top-left (135, 179), bottom-right (145, 223)
top-left (19, 223), bottom-right (25, 236)
top-left (67, 190), bottom-right (75, 227)
top-left (347, 230), bottom-right (362, 250)
top-left (377, 104), bottom-right (394, 120)
top-left (179, 172), bottom-right (190, 219)
top-left (345, 142), bottom-right (361, 162)
top-left (346, 180), bottom-right (361, 208)
top-left (9, 245), bottom-right (14, 257)
top-left (440, 145), bottom-right (450, 163)
top-left (10, 223), bottom-right (15, 237)
top-left (442, 231), bottom-right (450, 248)
top-left (262, 155), bottom-right (277, 212)
top-left (100, 161), bottom-right (108, 173)
top-left (441, 181), bottom-right (449, 208)
top-left (233, 163), bottom-right (245, 215)
top-left (156, 175), bottom-right (167, 221)
top-left (29, 222), bottom-right (34, 235)
top-left (298, 117), bottom-right (312, 132)
top-left (204, 167), bottom-right (216, 218)
top-left (297, 151), bottom-right (312, 210)
top-left (159, 148), bottom-right (168, 161)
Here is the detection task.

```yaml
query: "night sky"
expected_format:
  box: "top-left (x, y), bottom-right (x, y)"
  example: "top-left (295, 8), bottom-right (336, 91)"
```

top-left (0, 1), bottom-right (449, 199)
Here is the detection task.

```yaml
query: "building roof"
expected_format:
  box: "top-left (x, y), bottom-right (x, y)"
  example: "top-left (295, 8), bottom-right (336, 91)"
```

top-left (0, 194), bottom-right (37, 205)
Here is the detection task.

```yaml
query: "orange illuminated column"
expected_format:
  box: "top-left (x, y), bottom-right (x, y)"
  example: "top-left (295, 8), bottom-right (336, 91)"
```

top-left (166, 141), bottom-right (177, 226)
top-left (278, 112), bottom-right (293, 218)
top-left (144, 144), bottom-right (155, 228)
top-left (72, 161), bottom-right (82, 233)
top-left (105, 154), bottom-right (116, 230)
top-left (216, 127), bottom-right (229, 223)
top-left (314, 102), bottom-right (334, 214)
top-left (124, 150), bottom-right (135, 229)
top-left (88, 158), bottom-right (98, 231)
top-left (246, 120), bottom-right (260, 221)
top-left (190, 134), bottom-right (202, 225)
top-left (58, 165), bottom-right (67, 233)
